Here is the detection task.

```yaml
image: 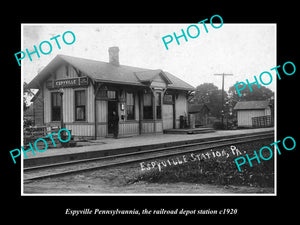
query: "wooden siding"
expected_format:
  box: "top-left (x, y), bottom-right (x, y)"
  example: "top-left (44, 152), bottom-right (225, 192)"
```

top-left (155, 121), bottom-right (163, 132)
top-left (151, 81), bottom-right (167, 88)
top-left (151, 74), bottom-right (167, 89)
top-left (44, 85), bottom-right (94, 123)
top-left (97, 124), bottom-right (107, 137)
top-left (141, 121), bottom-right (162, 133)
top-left (265, 108), bottom-right (271, 115)
top-left (86, 85), bottom-right (94, 123)
top-left (65, 123), bottom-right (94, 137)
top-left (134, 92), bottom-right (139, 121)
top-left (142, 121), bottom-right (154, 133)
top-left (55, 64), bottom-right (78, 79)
top-left (162, 104), bottom-right (173, 129)
top-left (237, 110), bottom-right (266, 127)
top-left (96, 100), bottom-right (107, 122)
top-left (33, 92), bottom-right (44, 125)
top-left (119, 122), bottom-right (139, 136)
top-left (44, 64), bottom-right (94, 124)
top-left (175, 92), bottom-right (187, 128)
top-left (63, 88), bottom-right (74, 122)
top-left (43, 82), bottom-right (51, 123)
top-left (96, 100), bottom-right (107, 137)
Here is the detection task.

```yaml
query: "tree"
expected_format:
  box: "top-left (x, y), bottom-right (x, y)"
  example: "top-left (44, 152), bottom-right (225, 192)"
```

top-left (23, 82), bottom-right (34, 111)
top-left (228, 81), bottom-right (274, 108)
top-left (191, 83), bottom-right (228, 118)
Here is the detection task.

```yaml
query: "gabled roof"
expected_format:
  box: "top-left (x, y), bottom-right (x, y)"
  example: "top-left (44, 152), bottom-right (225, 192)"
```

top-left (30, 89), bottom-right (41, 102)
top-left (233, 101), bottom-right (270, 110)
top-left (134, 69), bottom-right (172, 85)
top-left (27, 54), bottom-right (195, 91)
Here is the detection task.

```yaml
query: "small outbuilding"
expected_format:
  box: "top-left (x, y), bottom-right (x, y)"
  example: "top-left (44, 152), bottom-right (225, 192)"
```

top-left (233, 100), bottom-right (272, 128)
top-left (188, 104), bottom-right (210, 127)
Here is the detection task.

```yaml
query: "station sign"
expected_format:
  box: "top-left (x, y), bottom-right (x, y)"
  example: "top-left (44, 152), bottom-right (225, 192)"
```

top-left (46, 77), bottom-right (89, 89)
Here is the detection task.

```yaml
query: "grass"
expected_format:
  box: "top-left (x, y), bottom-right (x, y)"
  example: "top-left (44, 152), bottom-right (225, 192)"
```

top-left (128, 138), bottom-right (275, 188)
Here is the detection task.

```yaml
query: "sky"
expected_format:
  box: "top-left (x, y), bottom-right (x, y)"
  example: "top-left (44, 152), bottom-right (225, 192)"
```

top-left (22, 23), bottom-right (276, 92)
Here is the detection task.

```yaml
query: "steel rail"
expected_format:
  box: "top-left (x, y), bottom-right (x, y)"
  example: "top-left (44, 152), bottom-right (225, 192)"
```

top-left (24, 132), bottom-right (274, 181)
top-left (25, 131), bottom-right (273, 171)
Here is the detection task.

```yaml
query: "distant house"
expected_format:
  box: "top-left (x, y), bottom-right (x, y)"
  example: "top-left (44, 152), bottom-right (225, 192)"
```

top-left (188, 104), bottom-right (210, 127)
top-left (233, 101), bottom-right (271, 128)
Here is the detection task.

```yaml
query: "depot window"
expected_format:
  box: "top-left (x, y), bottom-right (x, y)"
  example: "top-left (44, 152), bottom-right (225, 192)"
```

top-left (75, 90), bottom-right (86, 121)
top-left (51, 92), bottom-right (61, 121)
top-left (126, 92), bottom-right (135, 120)
top-left (143, 93), bottom-right (153, 119)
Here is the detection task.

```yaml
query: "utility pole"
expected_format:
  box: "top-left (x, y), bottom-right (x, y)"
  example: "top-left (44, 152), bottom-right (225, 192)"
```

top-left (214, 73), bottom-right (233, 129)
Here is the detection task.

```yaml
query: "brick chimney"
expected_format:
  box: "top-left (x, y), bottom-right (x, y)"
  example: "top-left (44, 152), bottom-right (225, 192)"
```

top-left (108, 46), bottom-right (120, 66)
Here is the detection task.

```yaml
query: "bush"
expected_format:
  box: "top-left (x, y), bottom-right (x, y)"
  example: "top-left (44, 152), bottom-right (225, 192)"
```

top-left (24, 118), bottom-right (33, 128)
top-left (213, 121), bottom-right (224, 130)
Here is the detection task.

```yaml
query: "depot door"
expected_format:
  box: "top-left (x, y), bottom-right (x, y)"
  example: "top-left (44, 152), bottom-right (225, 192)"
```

top-left (162, 104), bottom-right (174, 129)
top-left (107, 101), bottom-right (118, 134)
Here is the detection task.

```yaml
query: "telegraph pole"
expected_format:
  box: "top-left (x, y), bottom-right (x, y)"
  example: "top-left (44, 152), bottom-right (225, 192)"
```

top-left (214, 73), bottom-right (233, 128)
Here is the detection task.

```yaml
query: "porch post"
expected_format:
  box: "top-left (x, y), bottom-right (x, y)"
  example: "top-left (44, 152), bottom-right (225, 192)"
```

top-left (138, 90), bottom-right (143, 135)
top-left (94, 82), bottom-right (102, 140)
top-left (152, 89), bottom-right (157, 133)
top-left (173, 93), bottom-right (176, 129)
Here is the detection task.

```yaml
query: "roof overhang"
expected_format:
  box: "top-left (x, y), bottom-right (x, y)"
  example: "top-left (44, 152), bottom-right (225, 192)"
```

top-left (26, 54), bottom-right (196, 92)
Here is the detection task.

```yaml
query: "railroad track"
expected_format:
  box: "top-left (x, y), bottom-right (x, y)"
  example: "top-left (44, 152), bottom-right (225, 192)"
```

top-left (23, 131), bottom-right (274, 181)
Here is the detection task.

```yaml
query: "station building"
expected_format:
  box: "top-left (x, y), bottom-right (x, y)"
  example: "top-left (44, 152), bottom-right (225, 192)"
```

top-left (26, 47), bottom-right (195, 139)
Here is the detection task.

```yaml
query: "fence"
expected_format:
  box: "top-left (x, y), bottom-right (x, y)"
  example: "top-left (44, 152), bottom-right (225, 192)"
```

top-left (252, 115), bottom-right (273, 128)
top-left (23, 126), bottom-right (72, 147)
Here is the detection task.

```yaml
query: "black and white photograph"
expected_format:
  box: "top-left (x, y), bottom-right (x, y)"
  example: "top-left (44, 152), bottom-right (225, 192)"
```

top-left (21, 23), bottom-right (276, 195)
top-left (3, 4), bottom-right (299, 220)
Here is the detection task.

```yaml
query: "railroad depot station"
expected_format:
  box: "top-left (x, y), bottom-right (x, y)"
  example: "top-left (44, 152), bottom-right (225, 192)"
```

top-left (23, 47), bottom-right (275, 183)
top-left (26, 47), bottom-right (195, 139)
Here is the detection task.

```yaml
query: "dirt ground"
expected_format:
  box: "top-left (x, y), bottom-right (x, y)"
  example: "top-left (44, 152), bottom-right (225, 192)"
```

top-left (23, 163), bottom-right (274, 195)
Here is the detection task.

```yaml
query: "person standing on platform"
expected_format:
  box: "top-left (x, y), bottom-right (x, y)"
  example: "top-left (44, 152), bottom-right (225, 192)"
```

top-left (112, 110), bottom-right (119, 139)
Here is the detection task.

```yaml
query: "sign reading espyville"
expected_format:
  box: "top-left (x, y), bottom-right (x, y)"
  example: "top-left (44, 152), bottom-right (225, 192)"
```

top-left (46, 77), bottom-right (89, 89)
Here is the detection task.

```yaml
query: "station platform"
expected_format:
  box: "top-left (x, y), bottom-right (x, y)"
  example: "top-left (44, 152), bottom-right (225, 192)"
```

top-left (164, 127), bottom-right (215, 134)
top-left (23, 127), bottom-right (274, 167)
